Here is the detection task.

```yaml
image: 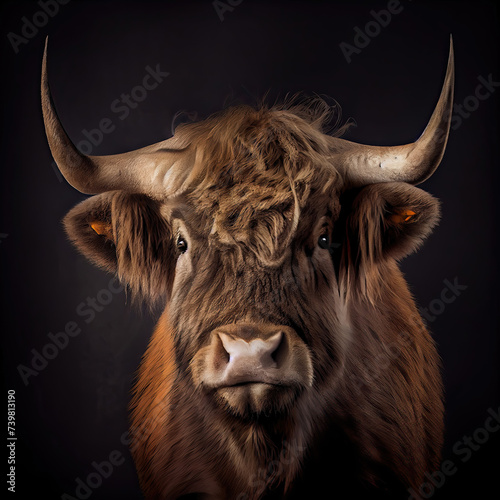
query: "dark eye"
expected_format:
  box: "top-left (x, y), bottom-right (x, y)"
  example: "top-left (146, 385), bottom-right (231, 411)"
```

top-left (177, 236), bottom-right (188, 253)
top-left (318, 234), bottom-right (329, 249)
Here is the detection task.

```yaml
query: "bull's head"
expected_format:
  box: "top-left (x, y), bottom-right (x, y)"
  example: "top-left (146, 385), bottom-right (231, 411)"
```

top-left (42, 39), bottom-right (454, 421)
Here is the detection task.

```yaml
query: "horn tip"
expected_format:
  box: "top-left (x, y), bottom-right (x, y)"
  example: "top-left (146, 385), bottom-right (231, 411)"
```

top-left (42, 37), bottom-right (49, 78)
top-left (43, 36), bottom-right (49, 59)
top-left (448, 35), bottom-right (454, 67)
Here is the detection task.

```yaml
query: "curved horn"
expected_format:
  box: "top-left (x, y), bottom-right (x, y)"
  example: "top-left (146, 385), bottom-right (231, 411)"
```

top-left (41, 38), bottom-right (190, 198)
top-left (332, 36), bottom-right (454, 187)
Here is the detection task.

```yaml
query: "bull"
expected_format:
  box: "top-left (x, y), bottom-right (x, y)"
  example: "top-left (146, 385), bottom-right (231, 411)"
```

top-left (42, 37), bottom-right (454, 499)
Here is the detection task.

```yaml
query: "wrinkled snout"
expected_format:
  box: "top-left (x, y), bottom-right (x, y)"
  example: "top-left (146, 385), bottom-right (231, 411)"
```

top-left (191, 323), bottom-right (313, 416)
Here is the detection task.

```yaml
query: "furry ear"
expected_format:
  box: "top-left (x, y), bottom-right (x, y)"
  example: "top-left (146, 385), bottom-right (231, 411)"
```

top-left (64, 192), bottom-right (175, 305)
top-left (344, 182), bottom-right (440, 264)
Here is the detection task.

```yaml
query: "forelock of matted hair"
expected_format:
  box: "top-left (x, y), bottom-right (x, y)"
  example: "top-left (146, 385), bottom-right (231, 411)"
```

top-left (173, 101), bottom-right (349, 262)
top-left (175, 97), bottom-right (351, 186)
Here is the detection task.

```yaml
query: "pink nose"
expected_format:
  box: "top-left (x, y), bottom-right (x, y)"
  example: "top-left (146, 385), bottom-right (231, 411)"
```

top-left (218, 331), bottom-right (283, 385)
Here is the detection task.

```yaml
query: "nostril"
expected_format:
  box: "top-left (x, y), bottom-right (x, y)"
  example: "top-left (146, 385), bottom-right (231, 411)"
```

top-left (270, 331), bottom-right (287, 365)
top-left (269, 332), bottom-right (282, 362)
top-left (217, 334), bottom-right (231, 365)
top-left (270, 345), bottom-right (279, 362)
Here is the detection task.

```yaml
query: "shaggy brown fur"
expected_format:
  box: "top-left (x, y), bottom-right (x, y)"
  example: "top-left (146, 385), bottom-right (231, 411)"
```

top-left (64, 103), bottom-right (443, 499)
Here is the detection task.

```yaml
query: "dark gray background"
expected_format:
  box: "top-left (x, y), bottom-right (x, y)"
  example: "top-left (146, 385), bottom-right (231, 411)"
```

top-left (1, 0), bottom-right (498, 498)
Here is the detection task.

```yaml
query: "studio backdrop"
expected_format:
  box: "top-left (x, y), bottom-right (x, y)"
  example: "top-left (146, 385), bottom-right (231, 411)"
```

top-left (1, 1), bottom-right (498, 499)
